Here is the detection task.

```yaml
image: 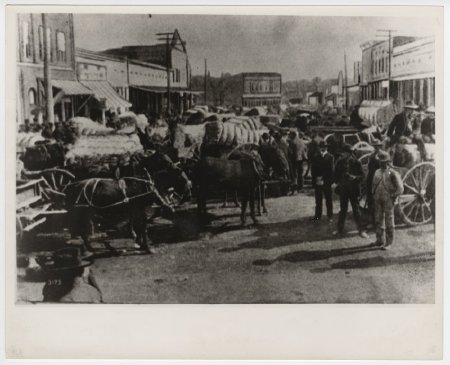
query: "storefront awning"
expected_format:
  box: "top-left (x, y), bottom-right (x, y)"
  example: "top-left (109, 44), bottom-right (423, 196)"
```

top-left (81, 80), bottom-right (131, 109)
top-left (130, 85), bottom-right (203, 95)
top-left (391, 72), bottom-right (435, 82)
top-left (52, 80), bottom-right (93, 96)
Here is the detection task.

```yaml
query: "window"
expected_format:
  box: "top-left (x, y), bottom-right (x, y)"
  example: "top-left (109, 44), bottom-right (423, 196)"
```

top-left (38, 26), bottom-right (44, 60)
top-left (21, 22), bottom-right (31, 59)
top-left (47, 27), bottom-right (53, 62)
top-left (56, 31), bottom-right (66, 62)
top-left (28, 88), bottom-right (36, 105)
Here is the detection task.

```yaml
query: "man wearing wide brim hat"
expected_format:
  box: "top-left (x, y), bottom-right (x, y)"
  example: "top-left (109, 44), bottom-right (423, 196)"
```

top-left (387, 101), bottom-right (418, 145)
top-left (332, 143), bottom-right (368, 238)
top-left (387, 100), bottom-right (429, 160)
top-left (40, 247), bottom-right (103, 303)
top-left (311, 140), bottom-right (334, 221)
top-left (371, 151), bottom-right (404, 250)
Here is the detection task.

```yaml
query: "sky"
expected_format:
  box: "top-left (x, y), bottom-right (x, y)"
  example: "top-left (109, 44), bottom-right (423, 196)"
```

top-left (73, 14), bottom-right (435, 82)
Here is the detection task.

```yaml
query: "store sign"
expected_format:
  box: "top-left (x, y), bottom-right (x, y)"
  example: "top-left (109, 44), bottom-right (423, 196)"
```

top-left (381, 80), bottom-right (389, 88)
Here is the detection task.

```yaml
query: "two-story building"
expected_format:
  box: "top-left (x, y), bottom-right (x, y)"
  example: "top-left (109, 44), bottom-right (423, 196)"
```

top-left (75, 48), bottom-right (132, 122)
top-left (103, 29), bottom-right (195, 115)
top-left (390, 36), bottom-right (435, 109)
top-left (17, 13), bottom-right (94, 124)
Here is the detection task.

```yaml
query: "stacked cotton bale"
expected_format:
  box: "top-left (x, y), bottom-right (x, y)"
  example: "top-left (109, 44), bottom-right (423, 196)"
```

top-left (68, 117), bottom-right (114, 137)
top-left (203, 118), bottom-right (266, 146)
top-left (16, 132), bottom-right (46, 153)
top-left (65, 134), bottom-right (143, 162)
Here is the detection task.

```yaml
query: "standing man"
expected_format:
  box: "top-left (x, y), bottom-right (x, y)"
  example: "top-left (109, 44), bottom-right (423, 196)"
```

top-left (311, 141), bottom-right (334, 221)
top-left (288, 130), bottom-right (308, 194)
top-left (366, 138), bottom-right (385, 227)
top-left (371, 151), bottom-right (404, 250)
top-left (333, 144), bottom-right (368, 238)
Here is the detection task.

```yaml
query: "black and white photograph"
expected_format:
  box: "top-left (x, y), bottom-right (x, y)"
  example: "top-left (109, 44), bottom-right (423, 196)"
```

top-left (13, 10), bottom-right (438, 306)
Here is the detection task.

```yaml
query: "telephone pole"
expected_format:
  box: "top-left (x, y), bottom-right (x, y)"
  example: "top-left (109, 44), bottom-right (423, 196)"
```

top-left (156, 32), bottom-right (174, 114)
top-left (42, 13), bottom-right (54, 124)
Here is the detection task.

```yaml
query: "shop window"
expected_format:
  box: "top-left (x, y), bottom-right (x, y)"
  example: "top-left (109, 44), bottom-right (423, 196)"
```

top-left (21, 21), bottom-right (31, 59)
top-left (28, 88), bottom-right (36, 105)
top-left (56, 31), bottom-right (66, 62)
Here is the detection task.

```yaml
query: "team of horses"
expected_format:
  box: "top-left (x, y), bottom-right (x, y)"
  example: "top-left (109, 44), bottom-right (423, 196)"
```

top-left (20, 125), bottom-right (290, 255)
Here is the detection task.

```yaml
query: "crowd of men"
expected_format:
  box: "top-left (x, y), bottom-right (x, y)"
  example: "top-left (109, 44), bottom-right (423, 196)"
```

top-left (261, 100), bottom-right (435, 251)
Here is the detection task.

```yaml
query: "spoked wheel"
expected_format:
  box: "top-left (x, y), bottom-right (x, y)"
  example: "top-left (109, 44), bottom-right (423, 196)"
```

top-left (397, 162), bottom-right (435, 226)
top-left (358, 152), bottom-right (372, 171)
top-left (353, 141), bottom-right (374, 159)
top-left (39, 169), bottom-right (75, 192)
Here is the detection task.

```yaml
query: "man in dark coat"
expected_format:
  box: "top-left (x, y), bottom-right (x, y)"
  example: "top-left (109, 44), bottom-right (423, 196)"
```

top-left (350, 105), bottom-right (365, 130)
top-left (388, 101), bottom-right (428, 159)
top-left (421, 106), bottom-right (435, 143)
top-left (311, 141), bottom-right (334, 221)
top-left (288, 131), bottom-right (308, 194)
top-left (333, 144), bottom-right (368, 238)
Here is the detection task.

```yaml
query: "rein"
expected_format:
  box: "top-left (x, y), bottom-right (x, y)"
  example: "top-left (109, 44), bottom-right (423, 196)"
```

top-left (67, 177), bottom-right (168, 209)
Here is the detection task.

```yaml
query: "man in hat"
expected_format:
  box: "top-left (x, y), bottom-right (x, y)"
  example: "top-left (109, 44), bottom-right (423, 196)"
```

top-left (366, 138), bottom-right (385, 227)
top-left (371, 151), bottom-right (404, 250)
top-left (288, 130), bottom-right (308, 194)
top-left (387, 101), bottom-right (417, 145)
top-left (40, 247), bottom-right (103, 303)
top-left (388, 101), bottom-right (427, 159)
top-left (333, 143), bottom-right (368, 238)
top-left (421, 106), bottom-right (435, 143)
top-left (311, 141), bottom-right (334, 221)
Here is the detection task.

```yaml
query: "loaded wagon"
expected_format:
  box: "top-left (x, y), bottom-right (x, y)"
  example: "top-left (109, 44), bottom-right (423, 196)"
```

top-left (16, 178), bottom-right (67, 240)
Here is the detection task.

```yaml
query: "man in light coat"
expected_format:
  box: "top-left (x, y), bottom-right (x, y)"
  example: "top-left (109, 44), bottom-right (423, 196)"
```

top-left (288, 130), bottom-right (308, 194)
top-left (371, 151), bottom-right (404, 250)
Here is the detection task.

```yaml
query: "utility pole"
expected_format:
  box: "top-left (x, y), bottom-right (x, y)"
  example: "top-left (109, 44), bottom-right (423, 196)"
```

top-left (344, 51), bottom-right (348, 111)
top-left (377, 29), bottom-right (397, 100)
top-left (204, 58), bottom-right (207, 105)
top-left (156, 32), bottom-right (174, 114)
top-left (42, 13), bottom-right (54, 125)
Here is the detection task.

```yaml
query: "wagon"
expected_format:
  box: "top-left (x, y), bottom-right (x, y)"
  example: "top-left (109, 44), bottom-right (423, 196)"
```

top-left (359, 143), bottom-right (435, 226)
top-left (16, 178), bottom-right (67, 240)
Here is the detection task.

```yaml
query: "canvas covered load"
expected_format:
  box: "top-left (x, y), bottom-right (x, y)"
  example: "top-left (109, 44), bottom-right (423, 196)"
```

top-left (358, 100), bottom-right (396, 129)
top-left (203, 120), bottom-right (266, 146)
top-left (68, 117), bottom-right (115, 136)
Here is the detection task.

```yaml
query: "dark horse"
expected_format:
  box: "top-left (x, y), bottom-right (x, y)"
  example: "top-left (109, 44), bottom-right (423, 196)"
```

top-left (63, 176), bottom-right (173, 255)
top-left (195, 145), bottom-right (289, 226)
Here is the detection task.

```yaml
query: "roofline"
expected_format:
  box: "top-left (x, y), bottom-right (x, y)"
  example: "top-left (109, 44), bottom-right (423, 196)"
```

top-left (76, 48), bottom-right (126, 62)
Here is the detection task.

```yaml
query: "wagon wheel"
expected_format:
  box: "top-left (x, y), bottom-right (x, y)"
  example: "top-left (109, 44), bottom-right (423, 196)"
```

top-left (39, 169), bottom-right (75, 192)
top-left (352, 141), bottom-right (374, 154)
top-left (397, 162), bottom-right (435, 226)
top-left (358, 152), bottom-right (372, 169)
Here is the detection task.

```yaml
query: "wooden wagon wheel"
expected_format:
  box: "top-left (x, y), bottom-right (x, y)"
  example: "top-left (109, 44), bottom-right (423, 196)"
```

top-left (397, 162), bottom-right (435, 226)
top-left (352, 141), bottom-right (374, 154)
top-left (39, 168), bottom-right (75, 192)
top-left (358, 152), bottom-right (372, 169)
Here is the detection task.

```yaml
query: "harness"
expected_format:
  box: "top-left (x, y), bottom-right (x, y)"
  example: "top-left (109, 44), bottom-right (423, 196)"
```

top-left (67, 177), bottom-right (167, 209)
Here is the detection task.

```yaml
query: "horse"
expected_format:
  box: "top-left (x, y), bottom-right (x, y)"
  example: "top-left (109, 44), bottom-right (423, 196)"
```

top-left (63, 176), bottom-right (173, 255)
top-left (194, 144), bottom-right (289, 226)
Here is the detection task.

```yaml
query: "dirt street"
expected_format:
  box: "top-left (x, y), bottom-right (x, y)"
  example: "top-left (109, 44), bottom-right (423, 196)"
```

top-left (17, 190), bottom-right (435, 304)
